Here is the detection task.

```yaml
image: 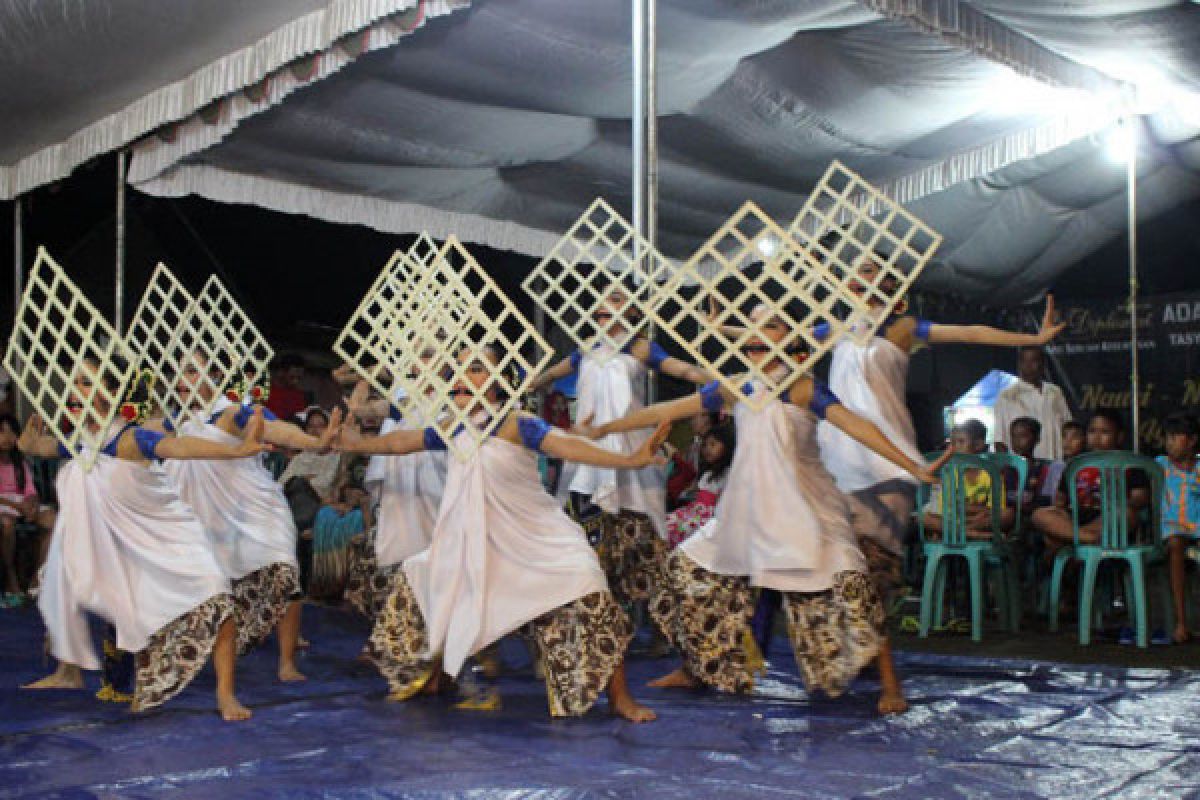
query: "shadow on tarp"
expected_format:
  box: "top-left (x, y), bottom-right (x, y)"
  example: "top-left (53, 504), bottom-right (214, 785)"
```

top-left (2, 606), bottom-right (1199, 799)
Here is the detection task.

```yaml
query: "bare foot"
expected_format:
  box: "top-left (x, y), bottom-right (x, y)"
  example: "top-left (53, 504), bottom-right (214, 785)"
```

top-left (877, 691), bottom-right (909, 715)
top-left (296, 636), bottom-right (311, 649)
top-left (217, 694), bottom-right (253, 722)
top-left (278, 663), bottom-right (307, 682)
top-left (1174, 624), bottom-right (1191, 645)
top-left (647, 667), bottom-right (699, 690)
top-left (23, 664), bottom-right (83, 690)
top-left (610, 694), bottom-right (657, 723)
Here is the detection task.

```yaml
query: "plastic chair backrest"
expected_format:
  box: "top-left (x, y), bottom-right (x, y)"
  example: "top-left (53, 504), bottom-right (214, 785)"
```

top-left (985, 451), bottom-right (1027, 534)
top-left (915, 450), bottom-right (944, 541)
top-left (1065, 451), bottom-right (1163, 549)
top-left (938, 454), bottom-right (1005, 547)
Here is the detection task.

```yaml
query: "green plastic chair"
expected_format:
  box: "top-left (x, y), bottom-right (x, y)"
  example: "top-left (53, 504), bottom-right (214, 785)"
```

top-left (1046, 451), bottom-right (1164, 647)
top-left (919, 454), bottom-right (1020, 642)
top-left (985, 451), bottom-right (1028, 540)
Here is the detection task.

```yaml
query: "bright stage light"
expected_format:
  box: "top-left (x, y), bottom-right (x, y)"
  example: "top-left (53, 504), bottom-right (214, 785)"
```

top-left (1104, 121), bottom-right (1138, 164)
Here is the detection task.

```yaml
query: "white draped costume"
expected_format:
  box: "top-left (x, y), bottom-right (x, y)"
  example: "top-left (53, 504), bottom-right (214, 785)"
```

top-left (556, 344), bottom-right (667, 538)
top-left (39, 428), bottom-right (230, 670)
top-left (405, 421), bottom-right (607, 676)
top-left (165, 398), bottom-right (299, 580)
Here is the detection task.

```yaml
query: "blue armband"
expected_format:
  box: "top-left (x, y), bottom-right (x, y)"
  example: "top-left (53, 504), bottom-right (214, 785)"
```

top-left (387, 405), bottom-right (403, 422)
top-left (422, 427), bottom-right (447, 451)
top-left (161, 416), bottom-right (176, 433)
top-left (57, 442), bottom-right (70, 459)
top-left (914, 319), bottom-right (933, 341)
top-left (808, 381), bottom-right (841, 420)
top-left (568, 350), bottom-right (583, 371)
top-left (518, 416), bottom-right (552, 453)
top-left (232, 404), bottom-right (277, 429)
top-left (698, 381), bottom-right (724, 412)
top-left (813, 321), bottom-right (832, 342)
top-left (645, 341), bottom-right (670, 370)
top-left (132, 428), bottom-right (167, 460)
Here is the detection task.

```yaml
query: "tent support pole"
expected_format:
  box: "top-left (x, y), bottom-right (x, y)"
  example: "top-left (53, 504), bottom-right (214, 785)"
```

top-left (632, 0), bottom-right (659, 402)
top-left (13, 197), bottom-right (23, 419)
top-left (1126, 120), bottom-right (1139, 453)
top-left (115, 150), bottom-right (127, 336)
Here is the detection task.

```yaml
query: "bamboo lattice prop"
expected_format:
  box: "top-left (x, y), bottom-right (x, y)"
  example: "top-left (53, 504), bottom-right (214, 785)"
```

top-left (194, 275), bottom-right (274, 398)
top-left (124, 263), bottom-right (196, 420)
top-left (520, 198), bottom-right (669, 362)
top-left (332, 233), bottom-right (445, 403)
top-left (647, 203), bottom-right (847, 412)
top-left (788, 160), bottom-right (942, 342)
top-left (392, 236), bottom-right (554, 461)
top-left (3, 248), bottom-right (136, 470)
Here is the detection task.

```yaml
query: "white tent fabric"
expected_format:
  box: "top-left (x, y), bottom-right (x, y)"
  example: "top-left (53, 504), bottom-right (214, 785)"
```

top-left (5, 1), bottom-right (1200, 301)
top-left (0, 0), bottom-right (443, 199)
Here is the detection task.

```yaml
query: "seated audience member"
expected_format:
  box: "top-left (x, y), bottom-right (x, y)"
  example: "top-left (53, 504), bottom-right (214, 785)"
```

top-left (309, 480), bottom-right (372, 604)
top-left (267, 354), bottom-right (309, 421)
top-left (1003, 417), bottom-right (1059, 514)
top-left (541, 390), bottom-right (572, 494)
top-left (1159, 413), bottom-right (1200, 643)
top-left (0, 414), bottom-right (54, 605)
top-left (278, 408), bottom-right (340, 502)
top-left (923, 419), bottom-right (1013, 540)
top-left (666, 423), bottom-right (734, 548)
top-left (1031, 410), bottom-right (1150, 555)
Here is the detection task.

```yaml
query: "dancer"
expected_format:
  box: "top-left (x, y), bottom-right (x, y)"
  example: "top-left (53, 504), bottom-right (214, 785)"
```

top-left (814, 260), bottom-right (1065, 712)
top-left (336, 344), bottom-right (670, 722)
top-left (20, 358), bottom-right (266, 721)
top-left (531, 287), bottom-right (707, 611)
top-left (584, 306), bottom-right (935, 708)
top-left (163, 356), bottom-right (341, 682)
top-left (344, 352), bottom-right (447, 625)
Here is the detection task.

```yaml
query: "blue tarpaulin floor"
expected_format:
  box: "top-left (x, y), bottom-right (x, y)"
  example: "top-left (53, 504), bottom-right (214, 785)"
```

top-left (2, 605), bottom-right (1199, 799)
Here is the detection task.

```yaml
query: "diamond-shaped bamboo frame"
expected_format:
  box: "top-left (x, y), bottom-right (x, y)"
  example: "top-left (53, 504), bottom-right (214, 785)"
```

top-left (647, 203), bottom-right (848, 412)
top-left (124, 263), bottom-right (196, 420)
top-left (195, 275), bottom-right (274, 398)
top-left (787, 160), bottom-right (941, 343)
top-left (3, 247), bottom-right (136, 471)
top-left (392, 236), bottom-right (554, 461)
top-left (521, 198), bottom-right (670, 363)
top-left (333, 233), bottom-right (444, 403)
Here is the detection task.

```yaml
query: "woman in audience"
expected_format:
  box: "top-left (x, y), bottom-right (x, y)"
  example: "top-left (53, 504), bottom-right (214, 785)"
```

top-left (0, 414), bottom-right (54, 606)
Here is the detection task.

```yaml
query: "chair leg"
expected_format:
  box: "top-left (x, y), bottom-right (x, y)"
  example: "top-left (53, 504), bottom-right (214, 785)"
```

top-left (918, 552), bottom-right (943, 638)
top-left (1048, 552), bottom-right (1070, 633)
top-left (967, 552), bottom-right (984, 643)
top-left (934, 557), bottom-right (950, 630)
top-left (1078, 555), bottom-right (1102, 646)
top-left (1006, 558), bottom-right (1022, 633)
top-left (1128, 555), bottom-right (1150, 649)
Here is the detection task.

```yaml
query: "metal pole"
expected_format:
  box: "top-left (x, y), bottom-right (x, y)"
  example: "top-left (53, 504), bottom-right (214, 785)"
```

top-left (115, 150), bottom-right (127, 335)
top-left (645, 0), bottom-right (659, 403)
top-left (12, 198), bottom-right (23, 419)
top-left (1126, 118), bottom-right (1140, 452)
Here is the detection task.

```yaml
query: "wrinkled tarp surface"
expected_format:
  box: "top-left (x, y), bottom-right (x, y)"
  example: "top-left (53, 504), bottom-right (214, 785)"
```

top-left (2, 606), bottom-right (1198, 799)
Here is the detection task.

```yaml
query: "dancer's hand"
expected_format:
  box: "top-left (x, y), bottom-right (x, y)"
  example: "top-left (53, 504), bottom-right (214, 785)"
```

top-left (629, 421), bottom-right (671, 468)
top-left (317, 407), bottom-right (344, 452)
top-left (572, 413), bottom-right (604, 440)
top-left (1035, 294), bottom-right (1067, 344)
top-left (235, 410), bottom-right (269, 457)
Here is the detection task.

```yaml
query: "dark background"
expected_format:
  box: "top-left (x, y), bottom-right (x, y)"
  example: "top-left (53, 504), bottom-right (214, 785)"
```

top-left (2, 152), bottom-right (1198, 450)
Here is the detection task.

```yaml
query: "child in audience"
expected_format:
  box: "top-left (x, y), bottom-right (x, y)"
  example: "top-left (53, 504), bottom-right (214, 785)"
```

top-left (923, 419), bottom-right (1012, 539)
top-left (665, 424), bottom-right (735, 548)
top-left (1159, 413), bottom-right (1199, 643)
top-left (1004, 417), bottom-right (1059, 514)
top-left (0, 414), bottom-right (53, 606)
top-left (1032, 410), bottom-right (1150, 554)
top-left (1061, 420), bottom-right (1086, 461)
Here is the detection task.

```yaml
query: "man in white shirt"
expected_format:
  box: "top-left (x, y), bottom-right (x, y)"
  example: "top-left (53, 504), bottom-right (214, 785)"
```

top-left (993, 346), bottom-right (1072, 460)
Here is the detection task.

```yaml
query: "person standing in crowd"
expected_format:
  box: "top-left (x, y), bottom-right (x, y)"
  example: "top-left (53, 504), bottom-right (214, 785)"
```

top-left (993, 346), bottom-right (1072, 460)
top-left (1158, 413), bottom-right (1199, 643)
top-left (266, 355), bottom-right (309, 422)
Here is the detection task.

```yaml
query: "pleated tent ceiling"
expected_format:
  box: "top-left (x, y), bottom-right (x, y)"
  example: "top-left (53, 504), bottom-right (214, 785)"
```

top-left (3, 1), bottom-right (1199, 303)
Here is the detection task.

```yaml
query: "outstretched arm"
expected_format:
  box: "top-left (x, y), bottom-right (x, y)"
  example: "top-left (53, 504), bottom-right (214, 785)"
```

top-left (539, 420), bottom-right (672, 469)
top-left (336, 425), bottom-right (427, 456)
top-left (264, 408), bottom-right (343, 451)
top-left (18, 415), bottom-right (63, 459)
top-left (927, 295), bottom-right (1065, 347)
top-left (529, 355), bottom-right (576, 391)
top-left (586, 391), bottom-right (710, 438)
top-left (629, 338), bottom-right (711, 385)
top-left (824, 404), bottom-right (936, 484)
top-left (152, 411), bottom-right (268, 461)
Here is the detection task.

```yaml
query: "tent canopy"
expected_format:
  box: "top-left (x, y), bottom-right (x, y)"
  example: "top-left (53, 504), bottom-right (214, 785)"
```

top-left (4, 1), bottom-right (1200, 303)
